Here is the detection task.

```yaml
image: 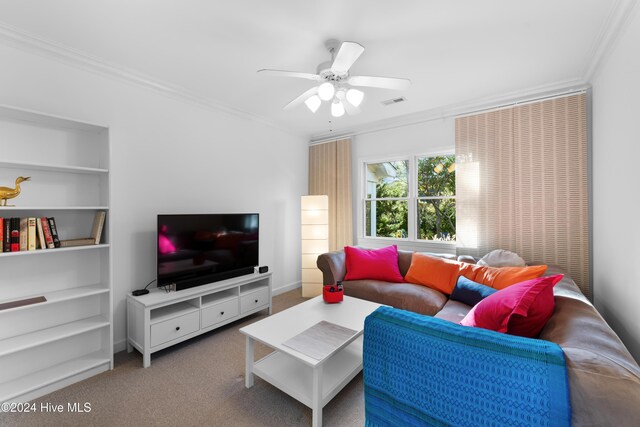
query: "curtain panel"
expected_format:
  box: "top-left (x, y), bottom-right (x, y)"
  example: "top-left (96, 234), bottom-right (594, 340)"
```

top-left (455, 93), bottom-right (590, 297)
top-left (308, 138), bottom-right (353, 251)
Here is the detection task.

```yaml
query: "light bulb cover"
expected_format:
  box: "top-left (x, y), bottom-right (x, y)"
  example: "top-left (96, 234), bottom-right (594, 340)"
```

top-left (331, 100), bottom-right (345, 117)
top-left (318, 82), bottom-right (335, 101)
top-left (346, 88), bottom-right (364, 107)
top-left (304, 95), bottom-right (321, 113)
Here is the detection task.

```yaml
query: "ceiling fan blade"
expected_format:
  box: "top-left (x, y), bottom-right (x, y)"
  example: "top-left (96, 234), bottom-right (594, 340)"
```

top-left (283, 86), bottom-right (319, 110)
top-left (258, 69), bottom-right (322, 81)
top-left (348, 75), bottom-right (411, 90)
top-left (331, 41), bottom-right (365, 75)
top-left (336, 91), bottom-right (361, 115)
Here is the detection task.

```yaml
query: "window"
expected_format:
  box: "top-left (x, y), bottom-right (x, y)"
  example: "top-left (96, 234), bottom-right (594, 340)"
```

top-left (364, 154), bottom-right (455, 242)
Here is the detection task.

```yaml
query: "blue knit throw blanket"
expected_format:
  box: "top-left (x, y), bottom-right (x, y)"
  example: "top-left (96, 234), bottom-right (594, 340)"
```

top-left (363, 306), bottom-right (571, 427)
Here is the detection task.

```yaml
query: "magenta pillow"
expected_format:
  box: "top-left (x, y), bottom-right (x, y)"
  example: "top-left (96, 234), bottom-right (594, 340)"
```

top-left (343, 245), bottom-right (404, 283)
top-left (459, 274), bottom-right (563, 338)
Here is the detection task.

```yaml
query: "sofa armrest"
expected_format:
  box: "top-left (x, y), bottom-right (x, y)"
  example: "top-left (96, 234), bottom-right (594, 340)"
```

top-left (363, 306), bottom-right (571, 427)
top-left (316, 250), bottom-right (346, 285)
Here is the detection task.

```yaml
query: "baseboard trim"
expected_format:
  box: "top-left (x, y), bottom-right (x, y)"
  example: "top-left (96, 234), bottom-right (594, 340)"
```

top-left (113, 339), bottom-right (127, 354)
top-left (272, 280), bottom-right (301, 296)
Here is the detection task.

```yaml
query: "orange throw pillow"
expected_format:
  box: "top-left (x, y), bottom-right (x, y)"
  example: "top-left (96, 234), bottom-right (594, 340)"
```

top-left (479, 265), bottom-right (548, 290)
top-left (404, 253), bottom-right (461, 294)
top-left (404, 252), bottom-right (548, 294)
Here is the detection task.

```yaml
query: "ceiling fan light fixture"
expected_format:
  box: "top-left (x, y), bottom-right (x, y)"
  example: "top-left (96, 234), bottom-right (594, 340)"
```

top-left (331, 100), bottom-right (345, 117)
top-left (304, 95), bottom-right (321, 113)
top-left (346, 88), bottom-right (364, 107)
top-left (318, 82), bottom-right (335, 101)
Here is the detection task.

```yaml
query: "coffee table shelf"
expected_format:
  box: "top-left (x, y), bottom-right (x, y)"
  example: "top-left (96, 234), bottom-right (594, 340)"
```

top-left (253, 337), bottom-right (363, 408)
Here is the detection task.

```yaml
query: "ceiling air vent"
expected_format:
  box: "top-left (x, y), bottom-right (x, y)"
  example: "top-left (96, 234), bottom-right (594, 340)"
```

top-left (381, 97), bottom-right (407, 106)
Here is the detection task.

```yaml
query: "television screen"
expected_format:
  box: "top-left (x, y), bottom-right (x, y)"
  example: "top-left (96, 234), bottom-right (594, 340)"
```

top-left (157, 213), bottom-right (259, 290)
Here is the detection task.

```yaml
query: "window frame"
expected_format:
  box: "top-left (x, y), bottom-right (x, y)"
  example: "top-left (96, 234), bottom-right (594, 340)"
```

top-left (360, 151), bottom-right (456, 247)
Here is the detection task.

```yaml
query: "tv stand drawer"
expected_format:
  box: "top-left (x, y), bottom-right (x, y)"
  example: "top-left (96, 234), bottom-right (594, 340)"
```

top-left (201, 298), bottom-right (239, 328)
top-left (240, 287), bottom-right (270, 314)
top-left (150, 311), bottom-right (199, 347)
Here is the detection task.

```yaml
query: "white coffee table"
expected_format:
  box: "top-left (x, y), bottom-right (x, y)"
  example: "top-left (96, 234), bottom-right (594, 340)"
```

top-left (240, 295), bottom-right (383, 427)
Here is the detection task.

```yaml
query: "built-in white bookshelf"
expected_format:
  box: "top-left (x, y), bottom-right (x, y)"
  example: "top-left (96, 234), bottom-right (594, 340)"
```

top-left (0, 105), bottom-right (112, 403)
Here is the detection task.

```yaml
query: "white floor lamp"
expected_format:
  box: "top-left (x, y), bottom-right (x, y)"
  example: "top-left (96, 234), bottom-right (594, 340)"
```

top-left (301, 195), bottom-right (329, 297)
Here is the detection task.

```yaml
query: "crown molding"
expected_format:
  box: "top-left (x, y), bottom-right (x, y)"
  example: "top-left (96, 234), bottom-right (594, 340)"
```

top-left (0, 21), bottom-right (304, 139)
top-left (310, 78), bottom-right (588, 143)
top-left (583, 0), bottom-right (639, 82)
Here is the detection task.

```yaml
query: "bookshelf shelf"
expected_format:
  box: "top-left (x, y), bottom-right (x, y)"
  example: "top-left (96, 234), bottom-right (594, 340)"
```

top-left (0, 105), bottom-right (112, 403)
top-left (0, 206), bottom-right (109, 211)
top-left (0, 244), bottom-right (109, 258)
top-left (0, 316), bottom-right (109, 357)
top-left (0, 161), bottom-right (108, 175)
top-left (0, 352), bottom-right (111, 403)
top-left (0, 284), bottom-right (109, 314)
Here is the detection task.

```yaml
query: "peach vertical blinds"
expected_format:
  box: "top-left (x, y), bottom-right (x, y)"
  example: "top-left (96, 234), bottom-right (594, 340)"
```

top-left (309, 138), bottom-right (353, 251)
top-left (455, 93), bottom-right (590, 297)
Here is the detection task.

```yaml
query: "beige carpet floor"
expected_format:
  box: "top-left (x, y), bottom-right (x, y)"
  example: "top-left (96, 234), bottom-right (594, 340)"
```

top-left (0, 289), bottom-right (365, 427)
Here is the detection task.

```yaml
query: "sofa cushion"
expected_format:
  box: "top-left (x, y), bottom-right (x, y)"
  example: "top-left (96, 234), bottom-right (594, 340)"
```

top-left (404, 253), bottom-right (462, 294)
top-left (434, 299), bottom-right (472, 323)
top-left (460, 274), bottom-right (563, 336)
top-left (450, 276), bottom-right (497, 306)
top-left (477, 249), bottom-right (526, 267)
top-left (404, 252), bottom-right (547, 294)
top-left (460, 263), bottom-right (548, 290)
top-left (343, 279), bottom-right (447, 316)
top-left (344, 245), bottom-right (404, 282)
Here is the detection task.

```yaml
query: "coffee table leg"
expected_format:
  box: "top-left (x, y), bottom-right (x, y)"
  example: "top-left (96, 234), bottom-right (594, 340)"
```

top-left (312, 365), bottom-right (323, 427)
top-left (245, 336), bottom-right (254, 388)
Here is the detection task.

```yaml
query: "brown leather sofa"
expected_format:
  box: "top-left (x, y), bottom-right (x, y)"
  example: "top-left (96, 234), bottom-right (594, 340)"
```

top-left (317, 249), bottom-right (640, 426)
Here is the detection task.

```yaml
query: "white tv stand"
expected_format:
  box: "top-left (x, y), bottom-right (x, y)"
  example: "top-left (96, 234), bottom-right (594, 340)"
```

top-left (127, 272), bottom-right (272, 367)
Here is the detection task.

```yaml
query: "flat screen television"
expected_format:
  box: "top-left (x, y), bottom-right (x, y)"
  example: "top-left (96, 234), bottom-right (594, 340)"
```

top-left (157, 213), bottom-right (259, 291)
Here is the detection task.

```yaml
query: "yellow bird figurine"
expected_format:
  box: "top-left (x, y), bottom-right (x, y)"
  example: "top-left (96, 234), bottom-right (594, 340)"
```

top-left (0, 176), bottom-right (30, 206)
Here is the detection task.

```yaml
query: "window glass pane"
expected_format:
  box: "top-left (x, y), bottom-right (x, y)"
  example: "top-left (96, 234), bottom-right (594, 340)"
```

top-left (417, 198), bottom-right (456, 241)
top-left (365, 200), bottom-right (408, 238)
top-left (417, 155), bottom-right (456, 197)
top-left (366, 160), bottom-right (408, 198)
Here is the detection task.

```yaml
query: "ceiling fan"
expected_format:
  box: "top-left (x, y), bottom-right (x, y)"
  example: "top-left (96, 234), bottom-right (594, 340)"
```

top-left (258, 39), bottom-right (411, 117)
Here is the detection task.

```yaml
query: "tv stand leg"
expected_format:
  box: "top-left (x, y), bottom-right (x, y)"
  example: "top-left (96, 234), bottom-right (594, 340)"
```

top-left (245, 336), bottom-right (254, 388)
top-left (143, 352), bottom-right (151, 368)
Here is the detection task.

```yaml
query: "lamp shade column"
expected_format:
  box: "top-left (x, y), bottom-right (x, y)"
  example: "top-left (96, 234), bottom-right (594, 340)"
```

top-left (301, 195), bottom-right (329, 297)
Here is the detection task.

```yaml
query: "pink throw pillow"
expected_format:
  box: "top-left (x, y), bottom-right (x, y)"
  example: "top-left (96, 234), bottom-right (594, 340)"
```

top-left (459, 274), bottom-right (563, 338)
top-left (343, 245), bottom-right (404, 283)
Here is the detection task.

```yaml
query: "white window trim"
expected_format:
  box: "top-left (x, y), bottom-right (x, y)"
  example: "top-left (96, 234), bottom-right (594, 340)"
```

top-left (358, 150), bottom-right (456, 248)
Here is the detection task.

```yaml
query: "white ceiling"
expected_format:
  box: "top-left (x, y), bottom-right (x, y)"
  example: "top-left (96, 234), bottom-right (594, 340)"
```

top-left (0, 0), bottom-right (623, 139)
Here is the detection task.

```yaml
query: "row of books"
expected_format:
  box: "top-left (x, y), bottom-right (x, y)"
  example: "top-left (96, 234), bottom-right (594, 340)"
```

top-left (0, 212), bottom-right (106, 252)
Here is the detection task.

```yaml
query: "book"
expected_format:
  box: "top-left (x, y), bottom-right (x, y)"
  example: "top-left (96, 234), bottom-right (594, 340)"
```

top-left (0, 217), bottom-right (3, 252)
top-left (0, 296), bottom-right (47, 311)
top-left (3, 218), bottom-right (9, 252)
top-left (59, 238), bottom-right (95, 248)
top-left (10, 218), bottom-right (20, 252)
top-left (27, 218), bottom-right (37, 251)
top-left (91, 211), bottom-right (106, 244)
top-left (40, 217), bottom-right (55, 249)
top-left (47, 217), bottom-right (61, 248)
top-left (36, 217), bottom-right (46, 250)
top-left (19, 218), bottom-right (28, 251)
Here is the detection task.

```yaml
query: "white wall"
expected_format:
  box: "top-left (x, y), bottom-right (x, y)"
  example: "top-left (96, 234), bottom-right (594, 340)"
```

top-left (350, 118), bottom-right (456, 253)
top-left (0, 44), bottom-right (307, 352)
top-left (591, 7), bottom-right (640, 361)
